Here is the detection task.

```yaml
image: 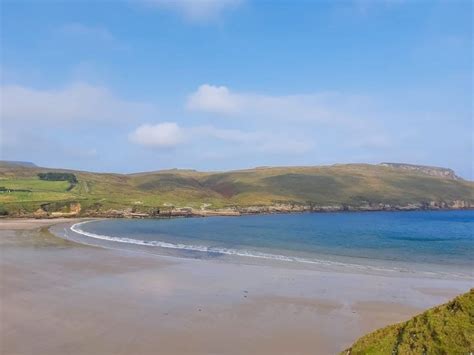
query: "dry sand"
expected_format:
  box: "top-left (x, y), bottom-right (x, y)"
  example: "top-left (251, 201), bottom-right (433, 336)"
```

top-left (0, 219), bottom-right (471, 355)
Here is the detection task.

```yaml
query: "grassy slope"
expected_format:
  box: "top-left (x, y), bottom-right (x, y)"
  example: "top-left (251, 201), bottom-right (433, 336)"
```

top-left (342, 289), bottom-right (474, 355)
top-left (0, 163), bottom-right (473, 215)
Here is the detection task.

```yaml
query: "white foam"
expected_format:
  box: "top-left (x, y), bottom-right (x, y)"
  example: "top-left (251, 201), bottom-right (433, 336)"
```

top-left (69, 220), bottom-right (471, 278)
top-left (70, 221), bottom-right (397, 271)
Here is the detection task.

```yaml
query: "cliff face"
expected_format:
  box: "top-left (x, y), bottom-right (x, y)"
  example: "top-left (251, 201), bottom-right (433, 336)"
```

top-left (44, 200), bottom-right (473, 219)
top-left (380, 162), bottom-right (461, 180)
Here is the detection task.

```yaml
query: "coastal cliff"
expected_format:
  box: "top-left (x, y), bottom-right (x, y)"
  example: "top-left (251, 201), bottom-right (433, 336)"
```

top-left (379, 162), bottom-right (462, 180)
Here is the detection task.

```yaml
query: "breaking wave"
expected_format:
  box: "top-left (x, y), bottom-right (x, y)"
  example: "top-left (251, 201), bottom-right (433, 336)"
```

top-left (70, 221), bottom-right (400, 272)
top-left (68, 220), bottom-right (472, 279)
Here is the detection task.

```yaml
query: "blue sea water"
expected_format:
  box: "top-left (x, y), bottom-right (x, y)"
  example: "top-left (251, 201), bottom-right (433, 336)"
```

top-left (73, 210), bottom-right (473, 275)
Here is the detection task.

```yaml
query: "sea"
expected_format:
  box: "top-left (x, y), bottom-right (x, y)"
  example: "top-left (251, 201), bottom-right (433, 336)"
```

top-left (63, 210), bottom-right (474, 279)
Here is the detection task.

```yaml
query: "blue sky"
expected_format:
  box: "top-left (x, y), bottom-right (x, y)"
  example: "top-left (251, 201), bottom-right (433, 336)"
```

top-left (1, 0), bottom-right (472, 178)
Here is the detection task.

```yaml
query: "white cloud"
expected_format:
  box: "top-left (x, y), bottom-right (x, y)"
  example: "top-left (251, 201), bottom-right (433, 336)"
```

top-left (1, 82), bottom-right (156, 124)
top-left (187, 84), bottom-right (240, 114)
top-left (129, 122), bottom-right (185, 147)
top-left (129, 122), bottom-right (313, 154)
top-left (129, 122), bottom-right (256, 148)
top-left (1, 82), bottom-right (158, 164)
top-left (186, 83), bottom-right (371, 124)
top-left (186, 83), bottom-right (399, 154)
top-left (143, 0), bottom-right (242, 22)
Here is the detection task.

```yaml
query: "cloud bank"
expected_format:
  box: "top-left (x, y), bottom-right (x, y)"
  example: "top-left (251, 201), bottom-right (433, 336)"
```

top-left (129, 122), bottom-right (313, 154)
top-left (186, 83), bottom-right (372, 125)
top-left (1, 83), bottom-right (155, 124)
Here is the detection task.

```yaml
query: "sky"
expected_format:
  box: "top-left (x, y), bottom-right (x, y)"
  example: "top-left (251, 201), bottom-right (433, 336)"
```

top-left (0, 0), bottom-right (472, 178)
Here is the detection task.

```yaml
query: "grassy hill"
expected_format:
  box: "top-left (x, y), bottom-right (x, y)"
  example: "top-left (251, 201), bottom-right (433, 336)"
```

top-left (342, 289), bottom-right (474, 354)
top-left (0, 162), bottom-right (472, 217)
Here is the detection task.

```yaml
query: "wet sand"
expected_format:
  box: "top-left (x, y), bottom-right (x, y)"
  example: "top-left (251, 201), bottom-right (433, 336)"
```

top-left (1, 219), bottom-right (472, 355)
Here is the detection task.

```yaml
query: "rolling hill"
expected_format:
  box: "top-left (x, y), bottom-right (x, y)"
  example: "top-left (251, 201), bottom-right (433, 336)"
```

top-left (0, 161), bottom-right (472, 217)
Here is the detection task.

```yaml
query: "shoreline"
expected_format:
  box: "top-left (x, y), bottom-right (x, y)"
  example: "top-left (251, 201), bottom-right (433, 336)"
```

top-left (51, 217), bottom-right (474, 282)
top-left (1, 219), bottom-right (472, 354)
top-left (2, 205), bottom-right (474, 221)
top-left (3, 216), bottom-right (473, 281)
top-left (0, 217), bottom-right (88, 229)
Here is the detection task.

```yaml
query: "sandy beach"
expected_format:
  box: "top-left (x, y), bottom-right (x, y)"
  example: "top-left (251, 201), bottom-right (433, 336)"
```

top-left (1, 218), bottom-right (472, 355)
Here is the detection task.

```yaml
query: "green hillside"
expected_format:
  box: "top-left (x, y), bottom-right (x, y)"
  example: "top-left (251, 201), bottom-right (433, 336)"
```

top-left (342, 289), bottom-right (474, 354)
top-left (0, 162), bottom-right (472, 217)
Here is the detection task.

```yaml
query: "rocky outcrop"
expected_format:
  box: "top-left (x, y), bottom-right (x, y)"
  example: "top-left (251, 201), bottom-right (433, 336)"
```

top-left (35, 202), bottom-right (82, 218)
top-left (7, 200), bottom-right (474, 219)
top-left (34, 208), bottom-right (49, 218)
top-left (380, 162), bottom-right (461, 180)
top-left (175, 200), bottom-right (474, 216)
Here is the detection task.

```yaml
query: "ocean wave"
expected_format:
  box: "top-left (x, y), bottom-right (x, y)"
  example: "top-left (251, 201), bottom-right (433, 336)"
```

top-left (69, 221), bottom-right (470, 278)
top-left (70, 221), bottom-right (400, 272)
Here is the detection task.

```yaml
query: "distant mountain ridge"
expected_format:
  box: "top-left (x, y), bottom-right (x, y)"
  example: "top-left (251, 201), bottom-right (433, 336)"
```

top-left (0, 160), bottom-right (466, 180)
top-left (0, 160), bottom-right (37, 168)
top-left (0, 162), bottom-right (472, 218)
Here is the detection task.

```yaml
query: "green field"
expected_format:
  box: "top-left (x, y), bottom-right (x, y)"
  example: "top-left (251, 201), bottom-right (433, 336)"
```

top-left (0, 178), bottom-right (71, 192)
top-left (0, 161), bottom-right (473, 216)
top-left (343, 289), bottom-right (474, 354)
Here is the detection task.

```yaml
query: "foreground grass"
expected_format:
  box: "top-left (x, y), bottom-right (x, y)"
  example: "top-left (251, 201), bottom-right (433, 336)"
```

top-left (343, 289), bottom-right (474, 354)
